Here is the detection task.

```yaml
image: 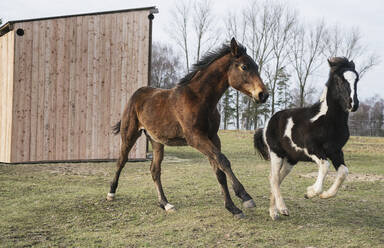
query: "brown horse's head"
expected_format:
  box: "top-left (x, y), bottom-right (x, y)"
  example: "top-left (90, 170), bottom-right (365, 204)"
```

top-left (227, 38), bottom-right (269, 103)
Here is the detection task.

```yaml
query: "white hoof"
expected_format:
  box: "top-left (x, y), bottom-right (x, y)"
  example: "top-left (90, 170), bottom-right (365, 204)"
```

top-left (106, 193), bottom-right (115, 201)
top-left (269, 208), bottom-right (279, 221)
top-left (243, 199), bottom-right (256, 208)
top-left (164, 203), bottom-right (176, 212)
top-left (278, 208), bottom-right (289, 216)
top-left (305, 186), bottom-right (321, 199)
top-left (319, 191), bottom-right (336, 199)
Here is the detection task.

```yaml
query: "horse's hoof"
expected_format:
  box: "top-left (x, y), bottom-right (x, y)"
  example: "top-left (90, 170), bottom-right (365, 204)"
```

top-left (106, 193), bottom-right (115, 201)
top-left (305, 186), bottom-right (320, 199)
top-left (243, 199), bottom-right (256, 208)
top-left (164, 203), bottom-right (176, 212)
top-left (304, 192), bottom-right (316, 199)
top-left (270, 214), bottom-right (279, 221)
top-left (279, 208), bottom-right (289, 216)
top-left (269, 208), bottom-right (279, 221)
top-left (234, 212), bottom-right (245, 219)
top-left (319, 192), bottom-right (335, 199)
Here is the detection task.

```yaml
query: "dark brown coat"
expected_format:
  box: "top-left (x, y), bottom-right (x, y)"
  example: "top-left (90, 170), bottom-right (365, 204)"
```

top-left (108, 38), bottom-right (268, 217)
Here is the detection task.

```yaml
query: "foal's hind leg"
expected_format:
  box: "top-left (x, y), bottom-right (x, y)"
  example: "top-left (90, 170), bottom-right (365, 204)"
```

top-left (269, 152), bottom-right (290, 218)
top-left (186, 132), bottom-right (253, 217)
top-left (269, 159), bottom-right (293, 220)
top-left (107, 122), bottom-right (141, 201)
top-left (150, 140), bottom-right (175, 212)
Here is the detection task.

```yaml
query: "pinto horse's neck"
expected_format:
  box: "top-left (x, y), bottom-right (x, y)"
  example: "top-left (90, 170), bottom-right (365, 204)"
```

top-left (322, 86), bottom-right (349, 123)
top-left (185, 54), bottom-right (232, 107)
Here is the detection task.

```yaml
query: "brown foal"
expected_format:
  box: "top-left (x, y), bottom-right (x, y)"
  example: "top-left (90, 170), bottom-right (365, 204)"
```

top-left (107, 38), bottom-right (268, 217)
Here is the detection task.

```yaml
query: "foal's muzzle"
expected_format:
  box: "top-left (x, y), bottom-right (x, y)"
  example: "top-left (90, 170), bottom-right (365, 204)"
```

top-left (258, 91), bottom-right (269, 103)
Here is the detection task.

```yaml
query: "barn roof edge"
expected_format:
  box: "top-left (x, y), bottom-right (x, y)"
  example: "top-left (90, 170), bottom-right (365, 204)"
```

top-left (0, 6), bottom-right (157, 35)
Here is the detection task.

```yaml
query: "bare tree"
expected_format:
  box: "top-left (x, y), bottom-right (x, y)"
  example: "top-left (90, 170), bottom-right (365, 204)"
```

top-left (240, 1), bottom-right (296, 127)
top-left (169, 1), bottom-right (192, 73)
top-left (225, 11), bottom-right (247, 44)
top-left (264, 4), bottom-right (296, 114)
top-left (192, 0), bottom-right (220, 62)
top-left (241, 1), bottom-right (277, 129)
top-left (323, 25), bottom-right (380, 79)
top-left (243, 1), bottom-right (275, 71)
top-left (224, 10), bottom-right (248, 129)
top-left (289, 21), bottom-right (326, 107)
top-left (151, 42), bottom-right (182, 89)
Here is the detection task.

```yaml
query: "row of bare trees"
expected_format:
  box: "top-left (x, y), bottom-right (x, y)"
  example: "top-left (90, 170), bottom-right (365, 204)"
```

top-left (150, 0), bottom-right (381, 134)
top-left (350, 96), bottom-right (384, 137)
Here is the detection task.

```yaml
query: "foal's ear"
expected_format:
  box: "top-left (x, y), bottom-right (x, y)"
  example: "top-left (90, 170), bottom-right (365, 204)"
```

top-left (349, 60), bottom-right (355, 69)
top-left (327, 58), bottom-right (336, 67)
top-left (230, 37), bottom-right (239, 57)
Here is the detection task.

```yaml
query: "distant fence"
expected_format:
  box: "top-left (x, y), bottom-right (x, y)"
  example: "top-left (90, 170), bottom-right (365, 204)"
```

top-left (349, 120), bottom-right (384, 137)
top-left (219, 120), bottom-right (384, 138)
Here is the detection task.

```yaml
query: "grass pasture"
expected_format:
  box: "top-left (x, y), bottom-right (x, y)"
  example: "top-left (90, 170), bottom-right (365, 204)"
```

top-left (0, 131), bottom-right (383, 247)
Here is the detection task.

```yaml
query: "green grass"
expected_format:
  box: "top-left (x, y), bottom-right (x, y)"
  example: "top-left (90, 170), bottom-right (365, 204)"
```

top-left (1, 131), bottom-right (383, 247)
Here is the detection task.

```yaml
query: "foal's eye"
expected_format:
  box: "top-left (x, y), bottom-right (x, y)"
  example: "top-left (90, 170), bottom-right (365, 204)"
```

top-left (241, 65), bottom-right (248, 71)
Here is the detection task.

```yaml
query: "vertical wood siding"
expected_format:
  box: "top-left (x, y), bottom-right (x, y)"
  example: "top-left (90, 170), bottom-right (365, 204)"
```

top-left (6, 10), bottom-right (150, 163)
top-left (0, 31), bottom-right (14, 163)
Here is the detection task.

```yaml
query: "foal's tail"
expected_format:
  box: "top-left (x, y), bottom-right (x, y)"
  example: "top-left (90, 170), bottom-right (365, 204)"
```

top-left (254, 128), bottom-right (270, 160)
top-left (112, 121), bottom-right (121, 135)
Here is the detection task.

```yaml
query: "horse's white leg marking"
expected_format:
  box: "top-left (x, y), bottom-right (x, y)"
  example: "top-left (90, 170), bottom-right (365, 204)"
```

top-left (269, 152), bottom-right (282, 220)
top-left (279, 160), bottom-right (294, 183)
top-left (152, 174), bottom-right (176, 212)
top-left (269, 152), bottom-right (289, 219)
top-left (106, 192), bottom-right (115, 201)
top-left (270, 159), bottom-right (293, 220)
top-left (310, 87), bottom-right (328, 122)
top-left (262, 120), bottom-right (284, 220)
top-left (320, 165), bottom-right (348, 199)
top-left (305, 159), bottom-right (330, 198)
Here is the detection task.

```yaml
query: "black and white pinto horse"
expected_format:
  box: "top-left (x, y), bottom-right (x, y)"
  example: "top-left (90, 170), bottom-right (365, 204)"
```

top-left (254, 57), bottom-right (359, 220)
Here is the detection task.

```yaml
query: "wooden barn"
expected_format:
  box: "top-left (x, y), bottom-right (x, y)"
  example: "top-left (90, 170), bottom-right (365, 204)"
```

top-left (0, 7), bottom-right (157, 163)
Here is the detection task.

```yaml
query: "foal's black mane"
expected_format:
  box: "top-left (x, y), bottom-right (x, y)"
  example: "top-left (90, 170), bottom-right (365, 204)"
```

top-left (178, 42), bottom-right (246, 85)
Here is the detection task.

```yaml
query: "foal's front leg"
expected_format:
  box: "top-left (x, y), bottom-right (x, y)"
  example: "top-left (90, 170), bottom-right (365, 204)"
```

top-left (209, 134), bottom-right (256, 209)
top-left (305, 157), bottom-right (330, 199)
top-left (209, 159), bottom-right (243, 217)
top-left (320, 151), bottom-right (349, 199)
top-left (187, 132), bottom-right (254, 217)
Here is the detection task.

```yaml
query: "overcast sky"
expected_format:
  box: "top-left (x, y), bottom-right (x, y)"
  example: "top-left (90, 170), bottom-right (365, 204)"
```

top-left (1, 0), bottom-right (383, 100)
